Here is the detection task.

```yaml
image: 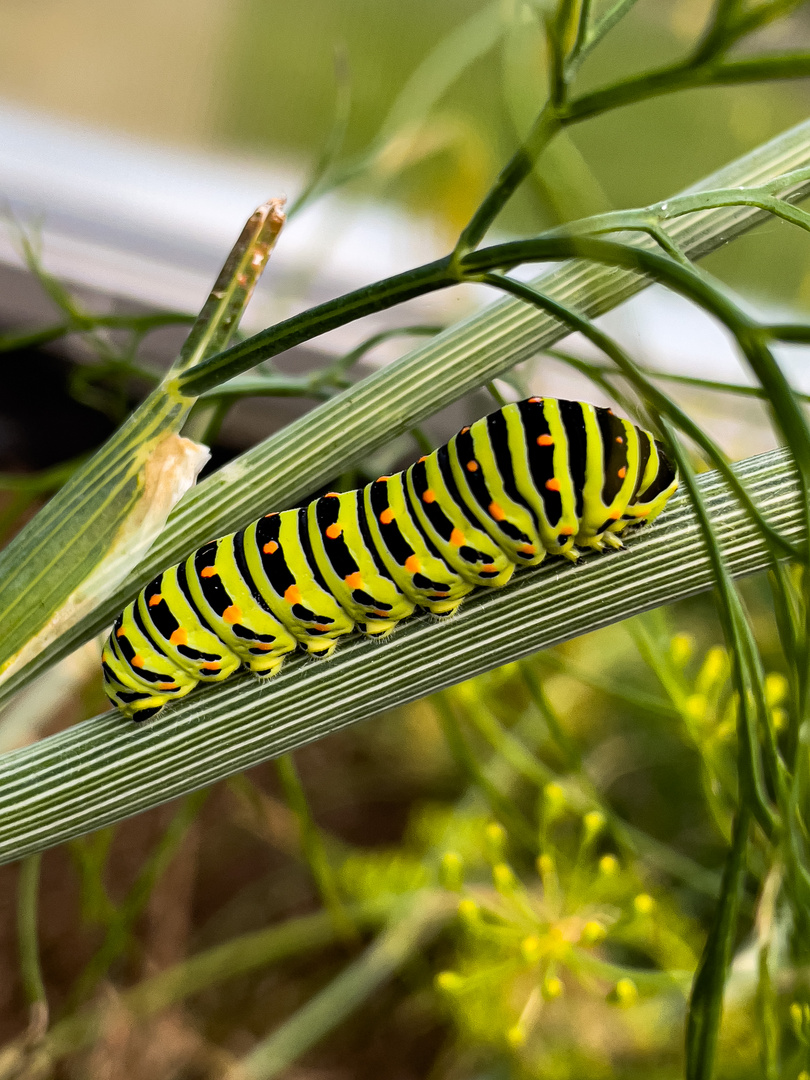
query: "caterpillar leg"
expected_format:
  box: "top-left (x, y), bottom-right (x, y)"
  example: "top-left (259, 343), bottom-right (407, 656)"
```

top-left (357, 618), bottom-right (399, 639)
top-left (101, 663), bottom-right (198, 721)
top-left (426, 600), bottom-right (463, 619)
top-left (247, 655), bottom-right (286, 677)
top-left (305, 638), bottom-right (339, 658)
top-left (574, 529), bottom-right (625, 553)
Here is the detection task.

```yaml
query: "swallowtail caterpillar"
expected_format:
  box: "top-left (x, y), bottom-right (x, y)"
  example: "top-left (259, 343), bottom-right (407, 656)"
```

top-left (103, 397), bottom-right (678, 721)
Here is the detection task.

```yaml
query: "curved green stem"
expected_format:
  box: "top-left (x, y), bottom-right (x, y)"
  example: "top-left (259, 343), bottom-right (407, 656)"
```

top-left (234, 892), bottom-right (453, 1080)
top-left (468, 270), bottom-right (803, 564)
top-left (685, 805), bottom-right (752, 1080)
top-left (17, 853), bottom-right (48, 1034)
top-left (466, 271), bottom-right (785, 835)
top-left (176, 258), bottom-right (455, 397)
top-left (461, 236), bottom-right (810, 547)
top-left (566, 54), bottom-right (810, 126)
top-left (454, 105), bottom-right (562, 256)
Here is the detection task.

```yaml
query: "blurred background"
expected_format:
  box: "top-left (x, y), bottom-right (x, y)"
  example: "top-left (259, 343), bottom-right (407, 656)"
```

top-left (1, 1), bottom-right (810, 1077)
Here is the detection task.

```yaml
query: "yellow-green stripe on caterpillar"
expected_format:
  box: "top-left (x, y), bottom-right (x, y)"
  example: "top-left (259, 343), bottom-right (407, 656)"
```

top-left (103, 398), bottom-right (678, 721)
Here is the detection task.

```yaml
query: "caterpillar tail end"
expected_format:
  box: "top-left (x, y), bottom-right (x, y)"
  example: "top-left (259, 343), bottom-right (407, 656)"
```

top-left (101, 640), bottom-right (198, 723)
top-left (104, 685), bottom-right (191, 724)
top-left (104, 682), bottom-right (197, 723)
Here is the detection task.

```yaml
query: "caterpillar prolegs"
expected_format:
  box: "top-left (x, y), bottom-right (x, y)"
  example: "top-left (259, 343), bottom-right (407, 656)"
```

top-left (102, 397), bottom-right (678, 721)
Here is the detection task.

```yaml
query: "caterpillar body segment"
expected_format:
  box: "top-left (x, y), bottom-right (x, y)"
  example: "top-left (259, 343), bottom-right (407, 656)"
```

top-left (103, 398), bottom-right (678, 721)
top-left (307, 489), bottom-right (416, 637)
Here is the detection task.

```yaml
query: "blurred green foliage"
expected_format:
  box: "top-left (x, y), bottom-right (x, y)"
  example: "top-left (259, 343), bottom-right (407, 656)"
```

top-left (221, 0), bottom-right (810, 300)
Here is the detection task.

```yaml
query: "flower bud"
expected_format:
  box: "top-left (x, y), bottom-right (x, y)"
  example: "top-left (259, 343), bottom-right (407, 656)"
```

top-left (506, 1024), bottom-right (525, 1048)
top-left (436, 971), bottom-right (464, 993)
top-left (439, 851), bottom-right (464, 891)
top-left (583, 810), bottom-right (606, 841)
top-left (669, 633), bottom-right (694, 667)
top-left (521, 935), bottom-right (542, 963)
top-left (457, 898), bottom-right (479, 924)
top-left (493, 862), bottom-right (517, 893)
top-left (580, 920), bottom-right (606, 945)
top-left (544, 781), bottom-right (566, 818)
top-left (613, 978), bottom-right (638, 1007)
top-left (599, 854), bottom-right (619, 877)
top-left (633, 893), bottom-right (655, 915)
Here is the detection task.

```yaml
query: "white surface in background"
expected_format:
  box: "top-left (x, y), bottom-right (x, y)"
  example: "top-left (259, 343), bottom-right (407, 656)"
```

top-left (0, 99), bottom-right (450, 340)
top-left (1, 98), bottom-right (808, 408)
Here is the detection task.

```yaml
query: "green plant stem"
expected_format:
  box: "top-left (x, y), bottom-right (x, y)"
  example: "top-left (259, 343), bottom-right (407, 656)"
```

top-left (320, 0), bottom-right (505, 199)
top-left (455, 104), bottom-right (561, 254)
top-left (570, 947), bottom-right (692, 995)
top-left (665, 429), bottom-right (777, 836)
top-left (455, 10), bottom-right (810, 251)
top-left (180, 232), bottom-right (810, 535)
top-left (628, 617), bottom-right (736, 842)
top-left (580, 0), bottom-right (642, 60)
top-left (274, 755), bottom-right (355, 941)
top-left (542, 169), bottom-right (810, 239)
top-left (175, 258), bottom-right (454, 397)
top-left (519, 659), bottom-right (583, 768)
top-left (0, 313), bottom-right (194, 355)
top-left (35, 898), bottom-right (391, 1064)
top-left (532, 651), bottom-right (680, 721)
top-left (757, 942), bottom-right (781, 1080)
top-left (453, 663), bottom-right (724, 899)
top-left (0, 457), bottom-right (89, 495)
top-left (461, 235), bottom-right (810, 543)
top-left (69, 829), bottom-right (116, 927)
top-left (467, 269), bottom-right (801, 562)
top-left (62, 790), bottom-right (208, 1014)
top-left (565, 54), bottom-right (810, 126)
top-left (0, 200), bottom-right (285, 684)
top-left (434, 691), bottom-right (537, 848)
top-left (199, 327), bottom-right (440, 404)
top-left (287, 44), bottom-right (351, 218)
top-left (514, 659), bottom-right (725, 898)
top-left (685, 805), bottom-right (752, 1080)
top-left (232, 892), bottom-right (453, 1080)
top-left (571, 0), bottom-right (594, 64)
top-left (456, 692), bottom-right (550, 790)
top-left (17, 853), bottom-right (47, 1033)
top-left (553, 354), bottom-right (810, 409)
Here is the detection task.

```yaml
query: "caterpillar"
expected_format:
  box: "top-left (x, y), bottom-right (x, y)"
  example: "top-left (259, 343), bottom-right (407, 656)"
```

top-left (102, 397), bottom-right (678, 722)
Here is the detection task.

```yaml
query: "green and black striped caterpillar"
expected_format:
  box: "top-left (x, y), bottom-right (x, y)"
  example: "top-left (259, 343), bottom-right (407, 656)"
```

top-left (103, 397), bottom-right (678, 721)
